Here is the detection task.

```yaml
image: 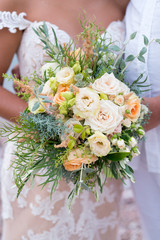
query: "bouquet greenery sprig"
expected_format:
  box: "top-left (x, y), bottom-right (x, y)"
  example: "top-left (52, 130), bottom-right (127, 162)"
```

top-left (1, 19), bottom-right (152, 207)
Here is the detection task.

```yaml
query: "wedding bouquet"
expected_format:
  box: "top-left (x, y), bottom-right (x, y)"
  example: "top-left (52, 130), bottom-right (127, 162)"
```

top-left (1, 19), bottom-right (150, 206)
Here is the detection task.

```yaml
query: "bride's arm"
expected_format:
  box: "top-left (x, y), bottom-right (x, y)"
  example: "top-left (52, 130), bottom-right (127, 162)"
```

top-left (142, 96), bottom-right (160, 131)
top-left (0, 28), bottom-right (27, 122)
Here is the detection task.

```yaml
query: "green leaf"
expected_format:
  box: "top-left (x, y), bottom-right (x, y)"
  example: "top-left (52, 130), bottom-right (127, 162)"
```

top-left (103, 165), bottom-right (114, 178)
top-left (137, 55), bottom-right (145, 63)
top-left (139, 47), bottom-right (147, 56)
top-left (106, 152), bottom-right (130, 161)
top-left (130, 32), bottom-right (137, 40)
top-left (125, 55), bottom-right (135, 62)
top-left (32, 102), bottom-right (40, 112)
top-left (73, 124), bottom-right (83, 133)
top-left (143, 35), bottom-right (149, 46)
top-left (84, 168), bottom-right (96, 174)
top-left (43, 21), bottom-right (49, 36)
top-left (109, 45), bottom-right (120, 52)
top-left (81, 131), bottom-right (85, 140)
top-left (68, 140), bottom-right (76, 149)
top-left (81, 182), bottom-right (91, 191)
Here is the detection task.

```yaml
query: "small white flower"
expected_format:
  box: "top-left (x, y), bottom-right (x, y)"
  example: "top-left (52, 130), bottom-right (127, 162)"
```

top-left (122, 118), bottom-right (131, 128)
top-left (41, 62), bottom-right (60, 79)
top-left (120, 147), bottom-right (130, 153)
top-left (56, 67), bottom-right (74, 85)
top-left (117, 139), bottom-right (125, 149)
top-left (114, 95), bottom-right (124, 106)
top-left (111, 138), bottom-right (117, 146)
top-left (137, 129), bottom-right (145, 138)
top-left (73, 87), bottom-right (100, 118)
top-left (129, 137), bottom-right (137, 148)
top-left (88, 131), bottom-right (111, 157)
top-left (131, 147), bottom-right (140, 157)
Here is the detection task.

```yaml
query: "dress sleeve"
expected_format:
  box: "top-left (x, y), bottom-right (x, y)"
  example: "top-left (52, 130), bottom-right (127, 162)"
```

top-left (0, 11), bottom-right (31, 33)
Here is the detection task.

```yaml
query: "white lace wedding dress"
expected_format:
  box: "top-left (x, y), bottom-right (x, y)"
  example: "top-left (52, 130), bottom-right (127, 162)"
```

top-left (0, 11), bottom-right (124, 240)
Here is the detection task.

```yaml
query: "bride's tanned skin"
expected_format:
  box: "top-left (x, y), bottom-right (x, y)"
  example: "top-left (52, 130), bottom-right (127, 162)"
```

top-left (0, 0), bottom-right (129, 121)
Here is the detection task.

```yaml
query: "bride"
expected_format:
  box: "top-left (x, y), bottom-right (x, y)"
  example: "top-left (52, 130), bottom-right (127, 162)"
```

top-left (0, 0), bottom-right (129, 239)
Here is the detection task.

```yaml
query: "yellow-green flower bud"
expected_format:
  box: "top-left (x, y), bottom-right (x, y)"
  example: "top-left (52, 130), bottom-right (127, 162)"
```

top-left (99, 93), bottom-right (108, 100)
top-left (72, 61), bottom-right (81, 74)
top-left (50, 77), bottom-right (58, 93)
top-left (60, 91), bottom-right (74, 100)
top-left (59, 101), bottom-right (68, 115)
top-left (67, 98), bottom-right (76, 108)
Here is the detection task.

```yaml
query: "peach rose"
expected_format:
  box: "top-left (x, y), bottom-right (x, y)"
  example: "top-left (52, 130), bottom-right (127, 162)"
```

top-left (63, 148), bottom-right (98, 171)
top-left (54, 85), bottom-right (70, 105)
top-left (124, 93), bottom-right (141, 122)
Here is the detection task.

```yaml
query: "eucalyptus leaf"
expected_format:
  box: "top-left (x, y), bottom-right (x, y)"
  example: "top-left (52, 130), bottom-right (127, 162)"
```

top-left (143, 35), bottom-right (149, 46)
top-left (84, 168), bottom-right (96, 174)
top-left (109, 45), bottom-right (120, 52)
top-left (130, 32), bottom-right (137, 40)
top-left (139, 47), bottom-right (147, 56)
top-left (38, 84), bottom-right (44, 94)
top-left (137, 55), bottom-right (145, 63)
top-left (32, 102), bottom-right (40, 112)
top-left (125, 55), bottom-right (135, 62)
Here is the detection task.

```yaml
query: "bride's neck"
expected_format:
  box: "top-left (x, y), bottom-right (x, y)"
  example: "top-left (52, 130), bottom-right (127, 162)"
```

top-left (19, 0), bottom-right (128, 37)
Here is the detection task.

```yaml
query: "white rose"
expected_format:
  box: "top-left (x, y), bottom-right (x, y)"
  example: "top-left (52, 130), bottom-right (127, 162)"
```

top-left (73, 87), bottom-right (100, 118)
top-left (56, 67), bottom-right (74, 85)
top-left (41, 62), bottom-right (60, 79)
top-left (88, 131), bottom-right (111, 156)
top-left (85, 100), bottom-right (123, 134)
top-left (92, 72), bottom-right (130, 95)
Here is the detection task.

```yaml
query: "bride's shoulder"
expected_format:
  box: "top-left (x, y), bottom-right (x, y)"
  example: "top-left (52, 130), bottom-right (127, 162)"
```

top-left (0, 0), bottom-right (31, 33)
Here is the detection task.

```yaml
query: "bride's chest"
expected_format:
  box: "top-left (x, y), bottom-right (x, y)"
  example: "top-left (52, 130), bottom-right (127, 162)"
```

top-left (17, 21), bottom-right (71, 78)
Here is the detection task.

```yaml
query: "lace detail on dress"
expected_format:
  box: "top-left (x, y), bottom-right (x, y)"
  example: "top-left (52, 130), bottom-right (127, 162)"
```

top-left (0, 11), bottom-right (31, 33)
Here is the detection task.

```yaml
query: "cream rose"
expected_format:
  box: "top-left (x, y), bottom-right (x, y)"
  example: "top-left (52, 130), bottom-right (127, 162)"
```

top-left (41, 62), bottom-right (60, 79)
top-left (88, 131), bottom-right (111, 156)
top-left (92, 72), bottom-right (130, 96)
top-left (85, 100), bottom-right (123, 134)
top-left (56, 67), bottom-right (74, 85)
top-left (41, 80), bottom-right (53, 96)
top-left (73, 87), bottom-right (100, 118)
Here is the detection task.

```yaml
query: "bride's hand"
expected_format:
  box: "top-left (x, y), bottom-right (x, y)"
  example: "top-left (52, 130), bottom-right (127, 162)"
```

top-left (12, 64), bottom-right (21, 79)
top-left (142, 96), bottom-right (160, 131)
